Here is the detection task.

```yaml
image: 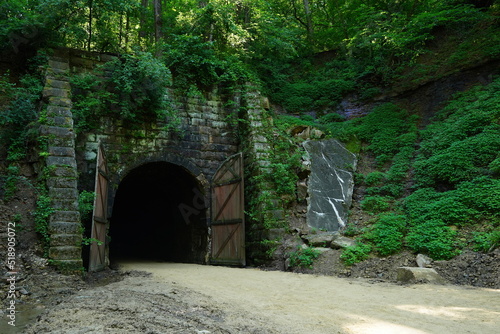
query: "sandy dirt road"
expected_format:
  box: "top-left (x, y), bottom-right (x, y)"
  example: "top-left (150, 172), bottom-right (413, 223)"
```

top-left (120, 262), bottom-right (500, 334)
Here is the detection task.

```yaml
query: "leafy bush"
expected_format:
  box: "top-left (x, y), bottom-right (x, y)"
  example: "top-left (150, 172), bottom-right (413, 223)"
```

top-left (415, 79), bottom-right (500, 187)
top-left (406, 219), bottom-right (457, 260)
top-left (289, 246), bottom-right (321, 268)
top-left (317, 113), bottom-right (346, 124)
top-left (163, 34), bottom-right (252, 92)
top-left (370, 214), bottom-right (407, 256)
top-left (71, 51), bottom-right (171, 131)
top-left (78, 191), bottom-right (95, 222)
top-left (472, 231), bottom-right (500, 252)
top-left (361, 196), bottom-right (392, 214)
top-left (341, 243), bottom-right (372, 266)
top-left (364, 171), bottom-right (386, 186)
top-left (33, 194), bottom-right (54, 256)
top-left (0, 72), bottom-right (43, 161)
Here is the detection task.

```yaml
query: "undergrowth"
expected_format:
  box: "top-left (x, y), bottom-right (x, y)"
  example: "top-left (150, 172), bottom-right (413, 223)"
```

top-left (294, 78), bottom-right (500, 264)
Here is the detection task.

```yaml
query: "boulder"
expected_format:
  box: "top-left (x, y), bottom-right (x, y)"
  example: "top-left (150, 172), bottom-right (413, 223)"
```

top-left (330, 236), bottom-right (356, 249)
top-left (303, 139), bottom-right (357, 231)
top-left (302, 232), bottom-right (339, 247)
top-left (397, 267), bottom-right (448, 285)
top-left (416, 254), bottom-right (433, 268)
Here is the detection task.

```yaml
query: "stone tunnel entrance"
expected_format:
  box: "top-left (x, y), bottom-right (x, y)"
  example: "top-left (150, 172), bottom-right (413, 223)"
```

top-left (108, 162), bottom-right (208, 265)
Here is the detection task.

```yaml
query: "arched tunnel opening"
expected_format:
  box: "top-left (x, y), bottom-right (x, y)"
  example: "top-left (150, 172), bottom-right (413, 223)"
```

top-left (109, 162), bottom-right (208, 264)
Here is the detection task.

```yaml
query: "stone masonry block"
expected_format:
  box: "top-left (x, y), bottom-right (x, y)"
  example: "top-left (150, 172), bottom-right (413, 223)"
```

top-left (49, 137), bottom-right (75, 148)
top-left (43, 87), bottom-right (69, 99)
top-left (49, 188), bottom-right (78, 200)
top-left (45, 78), bottom-right (71, 90)
top-left (210, 121), bottom-right (227, 129)
top-left (51, 199), bottom-right (78, 211)
top-left (49, 222), bottom-right (81, 235)
top-left (46, 67), bottom-right (68, 76)
top-left (203, 112), bottom-right (220, 121)
top-left (50, 211), bottom-right (80, 223)
top-left (46, 177), bottom-right (77, 189)
top-left (46, 156), bottom-right (77, 168)
top-left (251, 134), bottom-right (267, 143)
top-left (40, 125), bottom-right (74, 139)
top-left (48, 59), bottom-right (70, 70)
top-left (253, 142), bottom-right (270, 152)
top-left (50, 166), bottom-right (77, 178)
top-left (50, 234), bottom-right (82, 247)
top-left (53, 116), bottom-right (74, 128)
top-left (191, 118), bottom-right (205, 126)
top-left (49, 246), bottom-right (82, 260)
top-left (46, 105), bottom-right (72, 117)
top-left (48, 97), bottom-right (72, 107)
top-left (49, 146), bottom-right (75, 157)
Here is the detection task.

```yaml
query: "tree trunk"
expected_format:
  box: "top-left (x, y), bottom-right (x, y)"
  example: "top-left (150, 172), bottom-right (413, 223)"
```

top-left (88, 0), bottom-right (93, 51)
top-left (139, 0), bottom-right (149, 41)
top-left (303, 0), bottom-right (313, 38)
top-left (154, 0), bottom-right (162, 43)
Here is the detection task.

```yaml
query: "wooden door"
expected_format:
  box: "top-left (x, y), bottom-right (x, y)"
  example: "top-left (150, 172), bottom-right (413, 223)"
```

top-left (211, 153), bottom-right (245, 266)
top-left (89, 145), bottom-right (109, 272)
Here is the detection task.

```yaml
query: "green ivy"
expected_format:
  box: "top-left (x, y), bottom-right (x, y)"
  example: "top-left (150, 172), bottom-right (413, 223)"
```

top-left (33, 193), bottom-right (54, 256)
top-left (71, 51), bottom-right (172, 131)
top-left (289, 246), bottom-right (321, 268)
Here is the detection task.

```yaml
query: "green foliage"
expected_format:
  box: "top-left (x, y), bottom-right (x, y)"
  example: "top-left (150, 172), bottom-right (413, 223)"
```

top-left (317, 113), bottom-right (346, 124)
top-left (360, 196), bottom-right (391, 214)
top-left (403, 177), bottom-right (500, 227)
top-left (78, 190), bottom-right (95, 221)
top-left (364, 171), bottom-right (386, 187)
top-left (261, 59), bottom-right (358, 113)
top-left (3, 166), bottom-right (20, 201)
top-left (33, 193), bottom-right (54, 256)
top-left (71, 51), bottom-right (171, 131)
top-left (0, 71), bottom-right (44, 161)
top-left (163, 35), bottom-right (253, 92)
top-left (406, 219), bottom-right (457, 260)
top-left (415, 79), bottom-right (500, 187)
top-left (289, 246), bottom-right (321, 268)
top-left (369, 214), bottom-right (407, 256)
top-left (81, 237), bottom-right (103, 246)
top-left (341, 243), bottom-right (372, 266)
top-left (472, 230), bottom-right (500, 252)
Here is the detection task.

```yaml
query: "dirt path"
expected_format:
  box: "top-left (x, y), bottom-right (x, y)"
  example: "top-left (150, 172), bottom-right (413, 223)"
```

top-left (120, 262), bottom-right (500, 334)
top-left (22, 261), bottom-right (500, 334)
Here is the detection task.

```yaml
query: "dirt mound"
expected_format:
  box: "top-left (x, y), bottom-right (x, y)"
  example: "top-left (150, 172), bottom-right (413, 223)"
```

top-left (434, 249), bottom-right (500, 288)
top-left (288, 248), bottom-right (500, 288)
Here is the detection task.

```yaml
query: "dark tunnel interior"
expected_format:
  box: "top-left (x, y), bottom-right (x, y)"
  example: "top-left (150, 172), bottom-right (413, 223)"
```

top-left (109, 162), bottom-right (208, 264)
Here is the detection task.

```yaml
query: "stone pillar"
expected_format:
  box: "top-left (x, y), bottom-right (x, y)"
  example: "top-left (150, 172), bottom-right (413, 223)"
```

top-left (40, 50), bottom-right (82, 271)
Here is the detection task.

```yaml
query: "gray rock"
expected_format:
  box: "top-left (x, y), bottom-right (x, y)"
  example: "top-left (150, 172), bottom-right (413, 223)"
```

top-left (331, 236), bottom-right (356, 249)
top-left (313, 247), bottom-right (332, 254)
top-left (297, 180), bottom-right (308, 201)
top-left (302, 232), bottom-right (339, 247)
top-left (396, 267), bottom-right (448, 285)
top-left (416, 254), bottom-right (433, 268)
top-left (303, 139), bottom-right (357, 231)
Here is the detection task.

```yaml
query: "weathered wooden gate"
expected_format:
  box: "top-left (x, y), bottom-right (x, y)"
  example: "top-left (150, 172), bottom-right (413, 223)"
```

top-left (210, 153), bottom-right (245, 266)
top-left (89, 145), bottom-right (109, 272)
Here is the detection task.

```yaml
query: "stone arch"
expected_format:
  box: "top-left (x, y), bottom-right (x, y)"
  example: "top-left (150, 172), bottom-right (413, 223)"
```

top-left (112, 151), bottom-right (208, 187)
top-left (106, 151), bottom-right (210, 265)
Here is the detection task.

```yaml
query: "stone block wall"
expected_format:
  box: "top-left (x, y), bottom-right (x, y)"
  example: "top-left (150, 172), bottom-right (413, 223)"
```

top-left (39, 48), bottom-right (281, 269)
top-left (40, 49), bottom-right (82, 270)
